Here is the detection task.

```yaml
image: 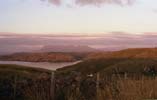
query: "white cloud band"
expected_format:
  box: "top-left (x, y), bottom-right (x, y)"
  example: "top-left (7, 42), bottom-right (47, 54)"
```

top-left (41, 0), bottom-right (135, 6)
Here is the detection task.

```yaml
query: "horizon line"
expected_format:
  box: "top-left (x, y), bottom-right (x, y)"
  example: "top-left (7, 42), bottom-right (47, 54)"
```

top-left (0, 32), bottom-right (157, 37)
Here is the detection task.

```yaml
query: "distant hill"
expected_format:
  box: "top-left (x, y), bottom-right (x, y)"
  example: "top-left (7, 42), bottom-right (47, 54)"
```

top-left (40, 45), bottom-right (98, 52)
top-left (0, 52), bottom-right (12, 55)
top-left (86, 48), bottom-right (157, 60)
top-left (0, 52), bottom-right (89, 62)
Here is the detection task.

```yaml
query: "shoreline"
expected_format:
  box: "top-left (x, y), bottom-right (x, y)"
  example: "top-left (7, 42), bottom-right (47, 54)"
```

top-left (0, 60), bottom-right (81, 71)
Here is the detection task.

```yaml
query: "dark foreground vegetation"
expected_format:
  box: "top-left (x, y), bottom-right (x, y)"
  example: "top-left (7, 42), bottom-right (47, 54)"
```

top-left (55, 58), bottom-right (157, 100)
top-left (0, 64), bottom-right (53, 100)
top-left (1, 48), bottom-right (157, 100)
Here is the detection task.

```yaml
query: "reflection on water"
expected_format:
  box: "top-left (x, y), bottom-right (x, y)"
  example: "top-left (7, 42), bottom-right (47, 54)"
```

top-left (0, 61), bottom-right (81, 70)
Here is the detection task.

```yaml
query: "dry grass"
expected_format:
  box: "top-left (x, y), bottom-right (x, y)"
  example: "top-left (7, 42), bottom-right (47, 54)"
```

top-left (22, 73), bottom-right (53, 100)
top-left (97, 76), bottom-right (157, 100)
top-left (58, 76), bottom-right (157, 100)
top-left (23, 80), bottom-right (51, 100)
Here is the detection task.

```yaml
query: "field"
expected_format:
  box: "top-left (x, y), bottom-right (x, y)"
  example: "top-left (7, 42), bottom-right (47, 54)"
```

top-left (1, 48), bottom-right (157, 100)
top-left (1, 64), bottom-right (157, 100)
top-left (55, 58), bottom-right (157, 100)
top-left (55, 48), bottom-right (157, 100)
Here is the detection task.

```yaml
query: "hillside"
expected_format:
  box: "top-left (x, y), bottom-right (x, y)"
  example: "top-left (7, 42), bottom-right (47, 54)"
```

top-left (86, 48), bottom-right (157, 60)
top-left (54, 48), bottom-right (157, 100)
top-left (0, 52), bottom-right (89, 62)
top-left (0, 64), bottom-right (51, 78)
top-left (57, 48), bottom-right (157, 76)
top-left (40, 45), bottom-right (98, 52)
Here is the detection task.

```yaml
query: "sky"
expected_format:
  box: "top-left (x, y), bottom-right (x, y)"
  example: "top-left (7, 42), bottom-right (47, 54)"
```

top-left (0, 0), bottom-right (157, 35)
top-left (0, 0), bottom-right (157, 53)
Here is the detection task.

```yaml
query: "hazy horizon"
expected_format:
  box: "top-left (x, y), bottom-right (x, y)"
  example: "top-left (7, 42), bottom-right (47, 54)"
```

top-left (0, 32), bottom-right (157, 54)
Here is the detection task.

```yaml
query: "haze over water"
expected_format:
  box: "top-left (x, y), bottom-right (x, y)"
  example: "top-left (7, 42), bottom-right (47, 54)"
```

top-left (0, 61), bottom-right (80, 70)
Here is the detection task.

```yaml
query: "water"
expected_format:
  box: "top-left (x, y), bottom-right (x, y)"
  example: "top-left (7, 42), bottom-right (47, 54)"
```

top-left (0, 61), bottom-right (81, 70)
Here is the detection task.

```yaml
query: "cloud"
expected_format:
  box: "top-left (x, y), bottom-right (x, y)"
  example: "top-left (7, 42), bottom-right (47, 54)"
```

top-left (41, 0), bottom-right (135, 6)
top-left (48, 0), bottom-right (61, 6)
top-left (75, 0), bottom-right (135, 6)
top-left (153, 9), bottom-right (157, 13)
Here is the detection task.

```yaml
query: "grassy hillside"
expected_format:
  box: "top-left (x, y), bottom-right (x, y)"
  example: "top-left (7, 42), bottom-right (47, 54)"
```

top-left (57, 58), bottom-right (157, 77)
top-left (2, 48), bottom-right (157, 100)
top-left (57, 48), bottom-right (157, 76)
top-left (86, 48), bottom-right (157, 60)
top-left (55, 48), bottom-right (157, 100)
top-left (0, 64), bottom-right (51, 74)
